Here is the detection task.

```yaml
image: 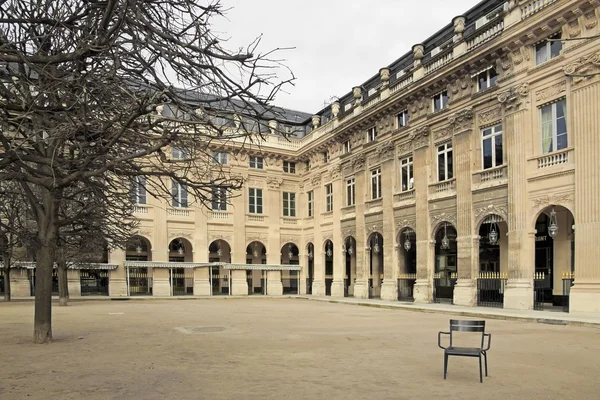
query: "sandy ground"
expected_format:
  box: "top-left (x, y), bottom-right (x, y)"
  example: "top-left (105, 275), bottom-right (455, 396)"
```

top-left (1, 298), bottom-right (599, 400)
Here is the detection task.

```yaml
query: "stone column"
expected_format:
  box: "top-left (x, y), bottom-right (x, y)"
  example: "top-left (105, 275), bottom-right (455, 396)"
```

top-left (568, 61), bottom-right (600, 312)
top-left (108, 249), bottom-right (127, 296)
top-left (311, 176), bottom-right (325, 296)
top-left (231, 181), bottom-right (249, 296)
top-left (380, 142), bottom-right (398, 300)
top-left (412, 126), bottom-right (433, 303)
top-left (499, 84), bottom-right (534, 310)
top-left (331, 165), bottom-right (345, 297)
top-left (299, 252), bottom-right (307, 295)
top-left (352, 155), bottom-right (369, 298)
top-left (67, 269), bottom-right (81, 297)
top-left (194, 202), bottom-right (210, 296)
top-left (452, 109), bottom-right (477, 306)
top-left (11, 268), bottom-right (32, 297)
top-left (152, 199), bottom-right (170, 296)
top-left (349, 251), bottom-right (357, 296)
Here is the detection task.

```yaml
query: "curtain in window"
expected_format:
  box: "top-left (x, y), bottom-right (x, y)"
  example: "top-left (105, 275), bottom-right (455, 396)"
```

top-left (541, 105), bottom-right (553, 153)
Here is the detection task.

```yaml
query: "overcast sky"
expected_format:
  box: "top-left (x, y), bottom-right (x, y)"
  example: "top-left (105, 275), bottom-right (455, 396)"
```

top-left (212, 0), bottom-right (478, 114)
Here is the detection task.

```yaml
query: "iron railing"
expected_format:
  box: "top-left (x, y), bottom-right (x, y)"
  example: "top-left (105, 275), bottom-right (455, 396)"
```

top-left (561, 272), bottom-right (574, 313)
top-left (533, 272), bottom-right (550, 310)
top-left (170, 268), bottom-right (193, 296)
top-left (282, 271), bottom-right (299, 294)
top-left (247, 271), bottom-right (266, 295)
top-left (433, 272), bottom-right (457, 304)
top-left (28, 269), bottom-right (59, 296)
top-left (398, 273), bottom-right (417, 301)
top-left (211, 270), bottom-right (230, 295)
top-left (325, 275), bottom-right (333, 296)
top-left (128, 268), bottom-right (152, 296)
top-left (476, 272), bottom-right (507, 308)
top-left (80, 269), bottom-right (109, 296)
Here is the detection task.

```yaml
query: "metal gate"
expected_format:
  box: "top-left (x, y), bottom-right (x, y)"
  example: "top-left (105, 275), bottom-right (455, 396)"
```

top-left (433, 272), bottom-right (457, 304)
top-left (476, 272), bottom-right (506, 308)
top-left (533, 272), bottom-right (550, 310)
top-left (282, 271), bottom-right (299, 294)
top-left (561, 272), bottom-right (574, 312)
top-left (28, 269), bottom-right (59, 296)
top-left (398, 273), bottom-right (416, 301)
top-left (211, 266), bottom-right (230, 295)
top-left (170, 268), bottom-right (193, 295)
top-left (80, 269), bottom-right (109, 296)
top-left (128, 267), bottom-right (152, 296)
top-left (247, 270), bottom-right (266, 295)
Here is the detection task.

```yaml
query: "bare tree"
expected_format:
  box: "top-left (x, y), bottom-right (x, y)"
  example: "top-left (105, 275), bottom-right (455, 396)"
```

top-left (0, 0), bottom-right (293, 343)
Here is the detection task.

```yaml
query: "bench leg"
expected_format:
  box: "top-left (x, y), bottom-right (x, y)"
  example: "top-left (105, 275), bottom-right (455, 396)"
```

top-left (478, 356), bottom-right (483, 383)
top-left (444, 353), bottom-right (448, 380)
top-left (484, 352), bottom-right (488, 377)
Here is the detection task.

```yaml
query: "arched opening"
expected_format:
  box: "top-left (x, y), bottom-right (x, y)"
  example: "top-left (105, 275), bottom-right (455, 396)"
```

top-left (534, 206), bottom-right (575, 310)
top-left (281, 243), bottom-right (299, 294)
top-left (476, 215), bottom-right (508, 307)
top-left (246, 241), bottom-right (266, 295)
top-left (368, 232), bottom-right (384, 299)
top-left (324, 240), bottom-right (334, 296)
top-left (397, 228), bottom-right (416, 301)
top-left (209, 240), bottom-right (231, 296)
top-left (167, 238), bottom-right (194, 296)
top-left (125, 236), bottom-right (152, 296)
top-left (344, 237), bottom-right (356, 297)
top-left (433, 223), bottom-right (457, 303)
top-left (306, 243), bottom-right (314, 295)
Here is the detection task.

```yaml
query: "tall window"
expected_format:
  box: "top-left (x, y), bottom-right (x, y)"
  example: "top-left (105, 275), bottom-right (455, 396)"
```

top-left (132, 176), bottom-right (146, 204)
top-left (371, 168), bottom-right (382, 199)
top-left (171, 180), bottom-right (188, 207)
top-left (211, 187), bottom-right (227, 211)
top-left (325, 184), bottom-right (333, 212)
top-left (323, 151), bottom-right (330, 164)
top-left (248, 188), bottom-right (263, 214)
top-left (283, 161), bottom-right (296, 173)
top-left (437, 142), bottom-right (453, 181)
top-left (249, 156), bottom-right (263, 169)
top-left (400, 157), bottom-right (413, 192)
top-left (536, 32), bottom-right (562, 65)
top-left (477, 67), bottom-right (498, 92)
top-left (307, 191), bottom-right (314, 217)
top-left (482, 125), bottom-right (503, 169)
top-left (343, 140), bottom-right (352, 154)
top-left (212, 151), bottom-right (228, 165)
top-left (367, 126), bottom-right (378, 142)
top-left (346, 177), bottom-right (356, 206)
top-left (283, 192), bottom-right (296, 217)
top-left (306, 160), bottom-right (311, 171)
top-left (540, 99), bottom-right (567, 153)
top-left (432, 91), bottom-right (448, 112)
top-left (397, 110), bottom-right (409, 128)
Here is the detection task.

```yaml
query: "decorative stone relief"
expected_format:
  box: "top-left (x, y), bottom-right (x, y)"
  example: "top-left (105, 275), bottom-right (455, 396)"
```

top-left (535, 81), bottom-right (566, 102)
top-left (311, 173), bottom-right (322, 188)
top-left (396, 141), bottom-right (413, 156)
top-left (377, 141), bottom-right (395, 162)
top-left (305, 236), bottom-right (314, 246)
top-left (329, 163), bottom-right (342, 180)
top-left (281, 236), bottom-right (299, 247)
top-left (509, 46), bottom-right (530, 67)
top-left (246, 235), bottom-right (268, 246)
top-left (266, 177), bottom-right (283, 189)
top-left (567, 19), bottom-right (582, 38)
top-left (531, 192), bottom-right (574, 212)
top-left (322, 232), bottom-right (333, 243)
top-left (497, 83), bottom-right (529, 112)
top-left (409, 96), bottom-right (428, 119)
top-left (395, 217), bottom-right (416, 233)
top-left (430, 212), bottom-right (457, 230)
top-left (478, 107), bottom-right (502, 125)
top-left (168, 231), bottom-right (194, 241)
top-left (449, 108), bottom-right (474, 135)
top-left (584, 10), bottom-right (598, 30)
top-left (474, 203), bottom-right (508, 224)
top-left (409, 125), bottom-right (430, 149)
top-left (433, 127), bottom-right (451, 141)
top-left (448, 74), bottom-right (473, 99)
top-left (343, 228), bottom-right (356, 240)
top-left (352, 154), bottom-right (366, 172)
top-left (137, 230), bottom-right (153, 239)
top-left (495, 55), bottom-right (512, 79)
top-left (209, 234), bottom-right (232, 244)
top-left (366, 224), bottom-right (383, 236)
top-left (564, 51), bottom-right (600, 87)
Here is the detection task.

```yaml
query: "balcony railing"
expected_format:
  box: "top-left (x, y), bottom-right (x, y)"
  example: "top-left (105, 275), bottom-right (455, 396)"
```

top-left (394, 190), bottom-right (415, 203)
top-left (424, 51), bottom-right (453, 75)
top-left (466, 20), bottom-right (504, 51)
top-left (391, 75), bottom-right (413, 93)
top-left (167, 208), bottom-right (190, 217)
top-left (473, 165), bottom-right (507, 186)
top-left (520, 0), bottom-right (557, 20)
top-left (133, 205), bottom-right (149, 214)
top-left (365, 198), bottom-right (383, 212)
top-left (247, 214), bottom-right (265, 223)
top-left (428, 179), bottom-right (456, 197)
top-left (210, 211), bottom-right (229, 220)
top-left (282, 217), bottom-right (298, 225)
top-left (363, 94), bottom-right (382, 110)
top-left (535, 148), bottom-right (571, 169)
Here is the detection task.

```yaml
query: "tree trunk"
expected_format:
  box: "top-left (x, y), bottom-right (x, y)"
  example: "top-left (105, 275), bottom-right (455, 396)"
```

top-left (58, 261), bottom-right (69, 306)
top-left (3, 267), bottom-right (11, 302)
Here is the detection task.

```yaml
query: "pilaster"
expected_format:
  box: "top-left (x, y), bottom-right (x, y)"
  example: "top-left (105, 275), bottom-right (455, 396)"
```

top-left (152, 201), bottom-right (170, 296)
top-left (108, 249), bottom-right (127, 297)
top-left (312, 177), bottom-right (325, 296)
top-left (353, 155), bottom-right (369, 299)
top-left (331, 165), bottom-right (345, 297)
top-left (380, 143), bottom-right (398, 301)
top-left (67, 269), bottom-right (81, 297)
top-left (266, 179), bottom-right (283, 296)
top-left (231, 179), bottom-right (248, 296)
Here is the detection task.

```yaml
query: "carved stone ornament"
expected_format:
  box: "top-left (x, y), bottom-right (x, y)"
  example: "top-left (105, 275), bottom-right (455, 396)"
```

top-left (281, 236), bottom-right (299, 247)
top-left (409, 125), bottom-right (430, 149)
top-left (377, 141), bottom-right (395, 162)
top-left (322, 232), bottom-right (333, 243)
top-left (246, 235), bottom-right (268, 246)
top-left (266, 176), bottom-right (283, 189)
top-left (343, 228), bottom-right (356, 240)
top-left (305, 236), bottom-right (314, 246)
top-left (329, 163), bottom-right (342, 180)
top-left (509, 47), bottom-right (530, 67)
top-left (137, 230), bottom-right (153, 239)
top-left (433, 127), bottom-right (451, 141)
top-left (366, 224), bottom-right (383, 235)
top-left (531, 192), bottom-right (574, 212)
top-left (311, 173), bottom-right (322, 188)
top-left (209, 234), bottom-right (232, 244)
top-left (448, 108), bottom-right (473, 135)
top-left (474, 203), bottom-right (508, 224)
top-left (396, 217), bottom-right (416, 233)
top-left (535, 81), bottom-right (566, 103)
top-left (567, 19), bottom-right (582, 38)
top-left (397, 141), bottom-right (413, 156)
top-left (168, 231), bottom-right (194, 241)
top-left (497, 83), bottom-right (529, 112)
top-left (564, 51), bottom-right (600, 87)
top-left (352, 154), bottom-right (366, 172)
top-left (584, 10), bottom-right (598, 30)
top-left (478, 107), bottom-right (502, 125)
top-left (430, 212), bottom-right (457, 230)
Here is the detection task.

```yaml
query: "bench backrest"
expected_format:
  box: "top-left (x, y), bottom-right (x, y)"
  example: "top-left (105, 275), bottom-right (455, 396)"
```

top-left (449, 319), bottom-right (486, 348)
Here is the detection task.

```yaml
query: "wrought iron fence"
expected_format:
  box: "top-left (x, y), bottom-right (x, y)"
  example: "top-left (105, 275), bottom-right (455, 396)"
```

top-left (325, 274), bottom-right (333, 296)
top-left (128, 268), bottom-right (152, 296)
top-left (533, 272), bottom-right (550, 310)
top-left (476, 272), bottom-right (507, 308)
top-left (28, 269), bottom-right (59, 296)
top-left (247, 271), bottom-right (266, 295)
top-left (282, 271), bottom-right (299, 294)
top-left (211, 269), bottom-right (230, 295)
top-left (433, 272), bottom-right (457, 304)
top-left (368, 274), bottom-right (384, 298)
top-left (561, 272), bottom-right (574, 313)
top-left (80, 269), bottom-right (109, 296)
top-left (343, 275), bottom-right (349, 297)
top-left (171, 268), bottom-right (193, 296)
top-left (397, 273), bottom-right (416, 301)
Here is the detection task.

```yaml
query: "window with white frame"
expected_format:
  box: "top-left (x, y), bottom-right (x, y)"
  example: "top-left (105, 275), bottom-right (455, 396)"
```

top-left (481, 125), bottom-right (503, 169)
top-left (437, 142), bottom-right (453, 181)
top-left (400, 156), bottom-right (414, 192)
top-left (371, 168), bottom-right (382, 199)
top-left (307, 191), bottom-right (314, 217)
top-left (212, 151), bottom-right (228, 165)
top-left (325, 183), bottom-right (333, 212)
top-left (367, 126), bottom-right (378, 142)
top-left (249, 155), bottom-right (263, 169)
top-left (535, 32), bottom-right (562, 65)
top-left (211, 187), bottom-right (227, 211)
top-left (477, 67), bottom-right (498, 92)
top-left (131, 176), bottom-right (146, 204)
top-left (397, 110), bottom-right (409, 128)
top-left (323, 151), bottom-right (330, 164)
top-left (283, 192), bottom-right (296, 217)
top-left (248, 188), bottom-right (263, 214)
top-left (432, 91), bottom-right (449, 112)
top-left (343, 139), bottom-right (352, 154)
top-left (346, 177), bottom-right (356, 206)
top-left (172, 147), bottom-right (186, 159)
top-left (171, 180), bottom-right (188, 208)
top-left (540, 99), bottom-right (567, 153)
top-left (283, 161), bottom-right (296, 173)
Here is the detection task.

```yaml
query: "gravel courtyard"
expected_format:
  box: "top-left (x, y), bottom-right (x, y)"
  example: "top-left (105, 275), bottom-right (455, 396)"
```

top-left (1, 298), bottom-right (599, 400)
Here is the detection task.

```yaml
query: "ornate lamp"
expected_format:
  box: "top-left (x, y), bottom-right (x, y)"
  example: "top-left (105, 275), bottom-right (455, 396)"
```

top-left (252, 243), bottom-right (260, 258)
top-left (488, 223), bottom-right (498, 245)
top-left (326, 242), bottom-right (332, 258)
top-left (135, 244), bottom-right (142, 254)
top-left (441, 224), bottom-right (450, 250)
top-left (217, 246), bottom-right (223, 257)
top-left (373, 235), bottom-right (380, 254)
top-left (177, 241), bottom-right (184, 255)
top-left (347, 244), bottom-right (354, 256)
top-left (288, 250), bottom-right (294, 260)
top-left (308, 250), bottom-right (314, 260)
top-left (404, 231), bottom-right (412, 252)
top-left (548, 208), bottom-right (559, 239)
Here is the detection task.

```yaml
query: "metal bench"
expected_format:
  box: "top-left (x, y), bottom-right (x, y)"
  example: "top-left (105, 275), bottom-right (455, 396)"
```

top-left (438, 319), bottom-right (492, 383)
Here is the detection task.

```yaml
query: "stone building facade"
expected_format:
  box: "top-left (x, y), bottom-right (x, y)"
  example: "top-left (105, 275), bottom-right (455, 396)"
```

top-left (4, 0), bottom-right (600, 313)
